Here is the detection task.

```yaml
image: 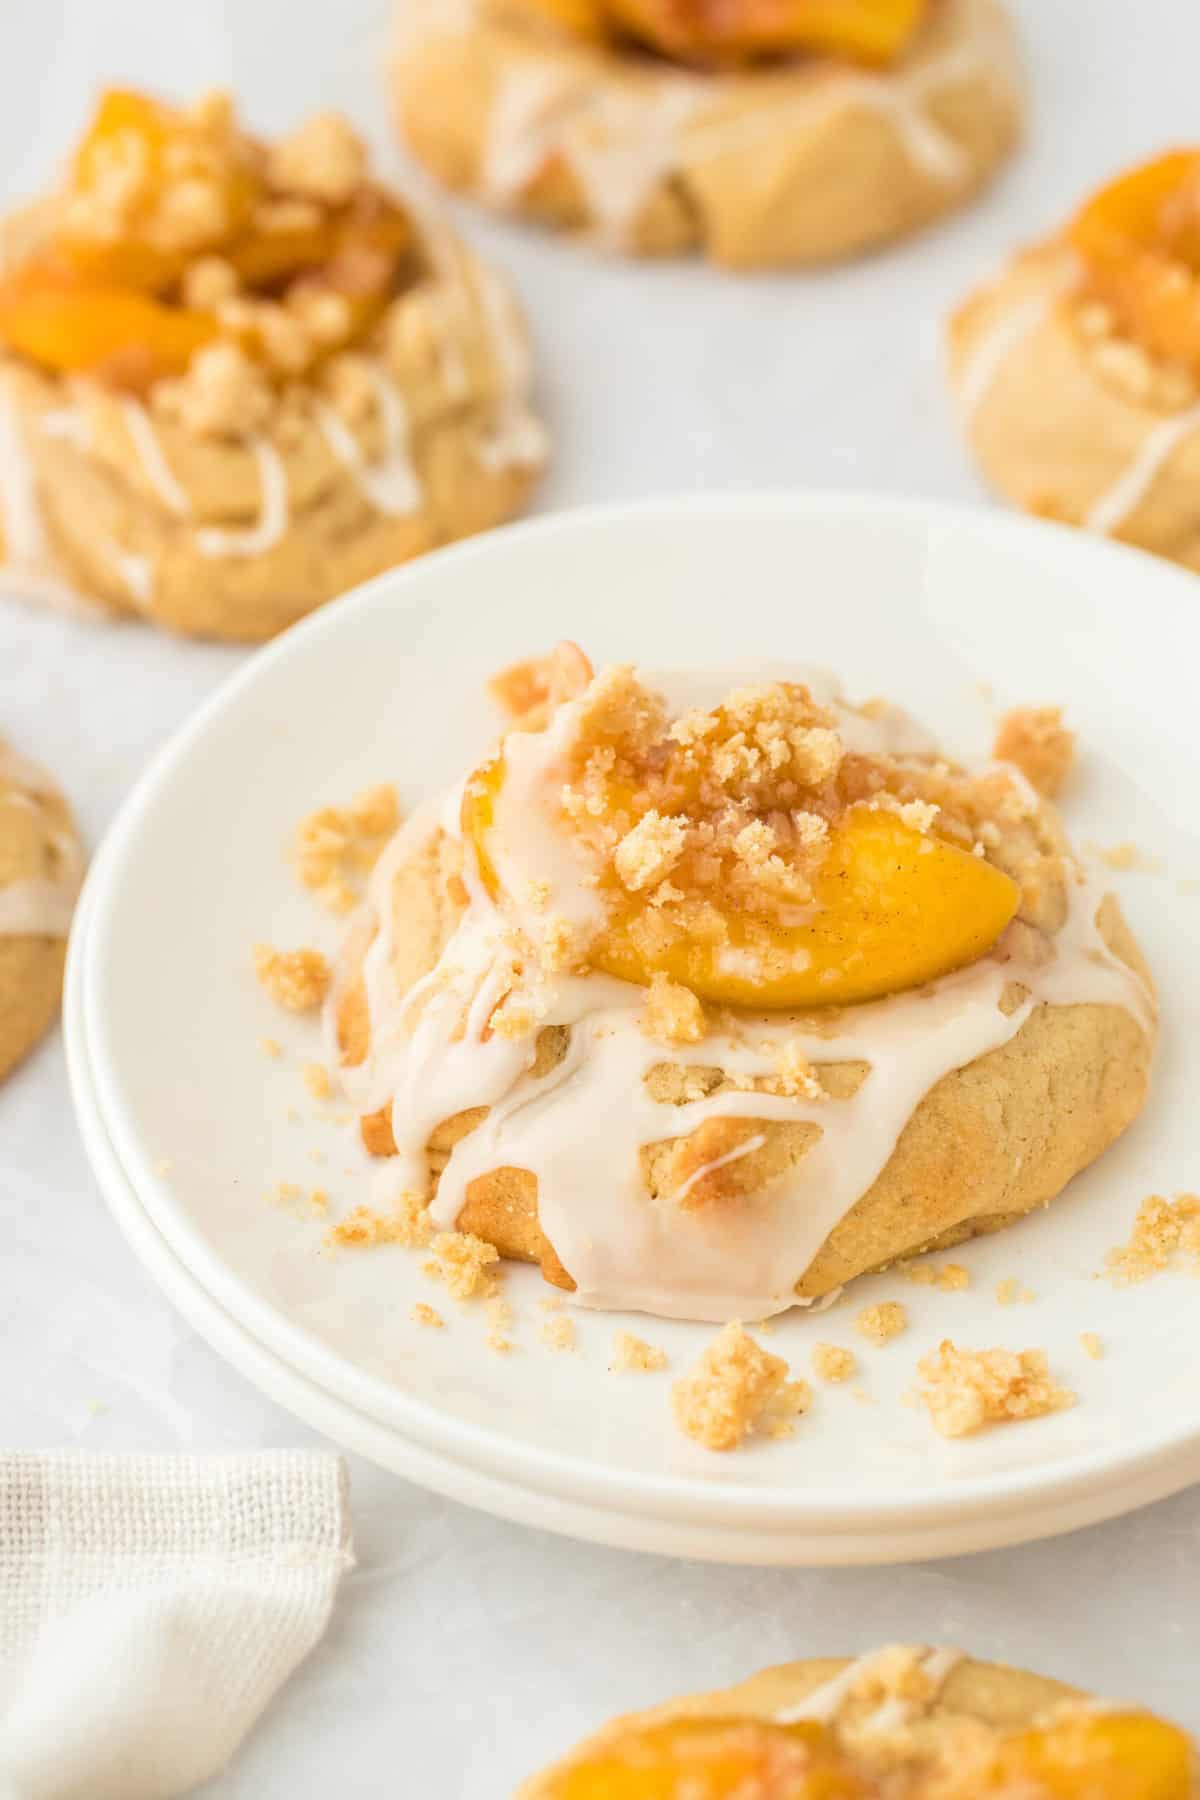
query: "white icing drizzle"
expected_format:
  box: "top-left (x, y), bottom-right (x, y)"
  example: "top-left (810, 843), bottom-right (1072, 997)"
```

top-left (109, 548), bottom-right (154, 609)
top-left (956, 292), bottom-right (1057, 428)
top-left (120, 398), bottom-right (191, 517)
top-left (476, 0), bottom-right (1016, 247)
top-left (315, 367), bottom-right (422, 516)
top-left (0, 748), bottom-right (82, 939)
top-left (335, 670), bottom-right (1154, 1322)
top-left (195, 438), bottom-right (289, 558)
top-left (0, 373), bottom-right (52, 571)
top-left (1085, 402), bottom-right (1200, 538)
top-left (39, 407), bottom-right (90, 447)
top-left (774, 1646), bottom-right (964, 1727)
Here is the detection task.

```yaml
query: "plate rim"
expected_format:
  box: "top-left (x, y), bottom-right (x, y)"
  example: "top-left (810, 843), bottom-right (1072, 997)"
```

top-left (72, 489), bottom-right (1200, 1529)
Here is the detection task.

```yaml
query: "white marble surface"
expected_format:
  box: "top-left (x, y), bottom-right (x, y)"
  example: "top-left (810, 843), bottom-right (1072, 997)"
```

top-left (1, 1), bottom-right (1199, 1793)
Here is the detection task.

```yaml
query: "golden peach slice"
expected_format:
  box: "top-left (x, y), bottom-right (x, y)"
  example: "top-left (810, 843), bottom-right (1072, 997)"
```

top-left (542, 1716), bottom-right (872, 1799)
top-left (0, 267), bottom-right (217, 391)
top-left (1069, 150), bottom-right (1200, 377)
top-left (981, 1712), bottom-right (1197, 1799)
top-left (463, 754), bottom-right (1019, 1009)
top-left (604, 0), bottom-right (925, 66)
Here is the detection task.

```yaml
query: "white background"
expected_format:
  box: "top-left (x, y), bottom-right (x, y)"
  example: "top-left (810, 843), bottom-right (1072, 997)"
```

top-left (1, 2), bottom-right (1198, 1794)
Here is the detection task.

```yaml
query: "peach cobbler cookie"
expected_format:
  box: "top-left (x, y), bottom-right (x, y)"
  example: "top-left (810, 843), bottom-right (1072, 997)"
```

top-left (950, 150), bottom-right (1200, 571)
top-left (391, 0), bottom-right (1022, 267)
top-left (0, 89), bottom-right (545, 641)
top-left (330, 645), bottom-right (1154, 1321)
top-left (520, 1644), bottom-right (1197, 1797)
top-left (0, 739), bottom-right (83, 1080)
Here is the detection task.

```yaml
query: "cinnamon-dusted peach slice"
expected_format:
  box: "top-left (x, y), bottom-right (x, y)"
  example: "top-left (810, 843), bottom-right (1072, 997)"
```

top-left (539, 1716), bottom-right (869, 1800)
top-left (463, 757), bottom-right (1020, 1008)
top-left (1069, 150), bottom-right (1200, 379)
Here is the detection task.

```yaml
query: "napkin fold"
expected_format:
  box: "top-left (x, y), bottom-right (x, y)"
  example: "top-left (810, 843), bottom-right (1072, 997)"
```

top-left (0, 1451), bottom-right (352, 1800)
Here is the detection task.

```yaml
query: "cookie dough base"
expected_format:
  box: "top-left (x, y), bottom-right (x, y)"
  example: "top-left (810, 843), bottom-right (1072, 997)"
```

top-left (338, 820), bottom-right (1153, 1304)
top-left (0, 937), bottom-right (66, 1082)
top-left (519, 1654), bottom-right (1078, 1796)
top-left (949, 246), bottom-right (1200, 572)
top-left (391, 0), bottom-right (1023, 266)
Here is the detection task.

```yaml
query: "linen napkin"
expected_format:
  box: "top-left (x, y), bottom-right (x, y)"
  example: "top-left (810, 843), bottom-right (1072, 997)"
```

top-left (0, 1451), bottom-right (352, 1800)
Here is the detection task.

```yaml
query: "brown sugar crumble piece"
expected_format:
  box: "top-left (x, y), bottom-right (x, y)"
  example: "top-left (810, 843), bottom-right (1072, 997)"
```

top-left (672, 1322), bottom-right (811, 1452)
top-left (993, 706), bottom-right (1075, 798)
top-left (1085, 839), bottom-right (1162, 874)
top-left (812, 1343), bottom-right (857, 1384)
top-left (540, 1314), bottom-right (576, 1352)
top-left (326, 1189), bottom-right (432, 1250)
top-left (485, 1296), bottom-right (515, 1353)
top-left (903, 1261), bottom-right (971, 1292)
top-left (855, 1301), bottom-right (909, 1345)
top-left (302, 1061), bottom-right (333, 1100)
top-left (995, 1278), bottom-right (1036, 1306)
top-left (254, 944), bottom-right (331, 1012)
top-left (916, 1340), bottom-right (1076, 1439)
top-left (292, 784), bottom-right (401, 914)
top-left (1105, 1192), bottom-right (1200, 1284)
top-left (1080, 1332), bottom-right (1104, 1361)
top-left (258, 1036), bottom-right (283, 1059)
top-left (424, 1230), bottom-right (501, 1301)
top-left (610, 1332), bottom-right (668, 1373)
top-left (641, 971), bottom-right (705, 1046)
top-left (412, 1303), bottom-right (444, 1329)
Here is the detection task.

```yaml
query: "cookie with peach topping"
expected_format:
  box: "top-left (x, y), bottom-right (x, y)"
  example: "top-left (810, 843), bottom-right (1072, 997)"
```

top-left (950, 149), bottom-right (1200, 572)
top-left (0, 88), bottom-right (545, 640)
top-left (330, 647), bottom-right (1153, 1322)
top-left (391, 0), bottom-right (1023, 267)
top-left (519, 1645), bottom-right (1197, 1798)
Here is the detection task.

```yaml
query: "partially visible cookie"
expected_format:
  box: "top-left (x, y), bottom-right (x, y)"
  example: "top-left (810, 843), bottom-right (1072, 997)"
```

top-left (0, 740), bottom-right (83, 1081)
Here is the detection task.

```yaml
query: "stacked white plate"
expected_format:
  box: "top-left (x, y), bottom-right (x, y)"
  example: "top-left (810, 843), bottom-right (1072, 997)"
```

top-left (66, 494), bottom-right (1200, 1564)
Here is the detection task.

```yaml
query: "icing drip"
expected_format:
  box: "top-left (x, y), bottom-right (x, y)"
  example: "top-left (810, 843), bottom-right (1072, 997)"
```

top-left (477, 0), bottom-right (1016, 247)
top-left (120, 399), bottom-right (191, 516)
top-left (1085, 402), bottom-right (1200, 538)
top-left (0, 875), bottom-right (78, 937)
top-left (0, 374), bottom-right (101, 616)
top-left (195, 438), bottom-right (289, 557)
top-left (336, 671), bottom-right (1153, 1322)
top-left (315, 367), bottom-right (422, 515)
top-left (775, 1647), bottom-right (965, 1730)
top-left (956, 292), bottom-right (1058, 428)
top-left (39, 407), bottom-right (90, 447)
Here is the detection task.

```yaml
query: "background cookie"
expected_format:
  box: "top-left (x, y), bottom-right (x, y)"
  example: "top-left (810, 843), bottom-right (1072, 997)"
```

top-left (0, 740), bottom-right (82, 1081)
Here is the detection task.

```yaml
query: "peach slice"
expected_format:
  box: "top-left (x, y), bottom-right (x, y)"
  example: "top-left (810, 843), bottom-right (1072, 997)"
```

top-left (0, 267), bottom-right (217, 391)
top-left (1069, 150), bottom-right (1200, 377)
top-left (463, 758), bottom-right (1019, 1009)
top-left (542, 1716), bottom-right (872, 1799)
top-left (601, 0), bottom-right (925, 65)
top-left (980, 1712), bottom-right (1197, 1799)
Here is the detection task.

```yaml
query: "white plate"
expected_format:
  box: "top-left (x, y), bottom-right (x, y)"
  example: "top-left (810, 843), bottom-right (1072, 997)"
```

top-left (70, 493), bottom-right (1200, 1562)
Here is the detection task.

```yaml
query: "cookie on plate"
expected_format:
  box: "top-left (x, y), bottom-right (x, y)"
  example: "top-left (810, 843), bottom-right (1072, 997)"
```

top-left (391, 0), bottom-right (1023, 267)
top-left (0, 89), bottom-right (546, 642)
top-left (0, 740), bottom-right (82, 1080)
top-left (331, 648), bottom-right (1154, 1320)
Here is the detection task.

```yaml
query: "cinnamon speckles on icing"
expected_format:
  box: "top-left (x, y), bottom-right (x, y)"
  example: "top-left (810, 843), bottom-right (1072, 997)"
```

top-left (332, 662), bottom-right (1154, 1322)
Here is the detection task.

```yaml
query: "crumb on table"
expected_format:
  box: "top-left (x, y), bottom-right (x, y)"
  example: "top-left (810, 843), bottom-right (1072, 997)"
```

top-left (412, 1303), bottom-right (444, 1329)
top-left (302, 1061), bottom-right (333, 1100)
top-left (995, 1278), bottom-right (1036, 1306)
top-left (1106, 1193), bottom-right (1200, 1284)
top-left (610, 1332), bottom-right (668, 1373)
top-left (1084, 840), bottom-right (1163, 874)
top-left (258, 1035), bottom-right (283, 1059)
top-left (293, 783), bottom-right (401, 913)
top-left (540, 1314), bottom-right (576, 1352)
top-left (993, 705), bottom-right (1075, 798)
top-left (485, 1296), bottom-right (514, 1353)
top-left (254, 943), bottom-right (330, 1012)
top-left (1080, 1332), bottom-right (1104, 1361)
top-left (916, 1339), bottom-right (1075, 1439)
top-left (672, 1322), bottom-right (810, 1452)
top-left (855, 1301), bottom-right (909, 1345)
top-left (903, 1261), bottom-right (970, 1291)
top-left (812, 1343), bottom-right (857, 1383)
